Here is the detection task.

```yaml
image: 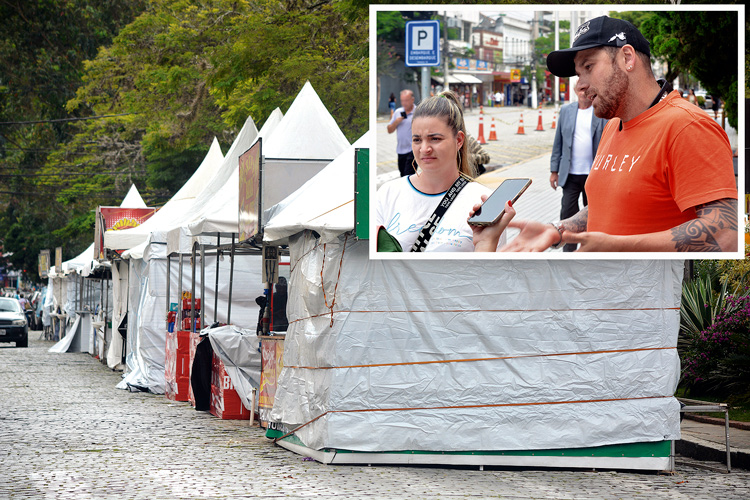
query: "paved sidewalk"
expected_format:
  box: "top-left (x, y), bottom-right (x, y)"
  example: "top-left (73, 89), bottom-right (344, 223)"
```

top-left (679, 417), bottom-right (750, 471)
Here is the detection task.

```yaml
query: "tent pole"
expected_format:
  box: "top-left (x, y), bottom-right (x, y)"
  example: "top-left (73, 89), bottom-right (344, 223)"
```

top-left (214, 234), bottom-right (220, 324)
top-left (166, 254), bottom-right (171, 330)
top-left (200, 243), bottom-right (206, 331)
top-left (191, 242), bottom-right (197, 333)
top-left (104, 275), bottom-right (109, 357)
top-left (227, 233), bottom-right (235, 325)
top-left (178, 255), bottom-right (184, 331)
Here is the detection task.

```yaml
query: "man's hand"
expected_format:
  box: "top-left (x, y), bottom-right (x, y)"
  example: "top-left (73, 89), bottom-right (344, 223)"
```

top-left (499, 219), bottom-right (560, 252)
top-left (550, 172), bottom-right (559, 190)
top-left (468, 196), bottom-right (516, 252)
top-left (386, 115), bottom-right (404, 134)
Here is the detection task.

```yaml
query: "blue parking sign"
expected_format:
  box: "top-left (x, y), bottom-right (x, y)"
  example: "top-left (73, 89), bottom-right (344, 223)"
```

top-left (405, 20), bottom-right (440, 67)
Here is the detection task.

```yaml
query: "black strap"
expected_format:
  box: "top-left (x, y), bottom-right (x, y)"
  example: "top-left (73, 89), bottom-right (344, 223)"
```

top-left (410, 176), bottom-right (470, 252)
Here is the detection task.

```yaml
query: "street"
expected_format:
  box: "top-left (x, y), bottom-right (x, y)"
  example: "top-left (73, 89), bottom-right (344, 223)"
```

top-left (2, 337), bottom-right (749, 499)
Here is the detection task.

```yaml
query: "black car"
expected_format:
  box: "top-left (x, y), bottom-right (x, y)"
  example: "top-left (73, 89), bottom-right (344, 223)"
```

top-left (0, 297), bottom-right (28, 347)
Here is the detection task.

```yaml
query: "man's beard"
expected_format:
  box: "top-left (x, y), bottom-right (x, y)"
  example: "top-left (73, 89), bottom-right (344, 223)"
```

top-left (592, 64), bottom-right (628, 120)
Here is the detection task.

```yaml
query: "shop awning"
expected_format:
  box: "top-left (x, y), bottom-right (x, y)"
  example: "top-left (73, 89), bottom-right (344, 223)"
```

top-left (432, 73), bottom-right (483, 85)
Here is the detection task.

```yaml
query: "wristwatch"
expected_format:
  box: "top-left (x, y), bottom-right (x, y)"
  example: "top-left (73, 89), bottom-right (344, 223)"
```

top-left (549, 222), bottom-right (564, 249)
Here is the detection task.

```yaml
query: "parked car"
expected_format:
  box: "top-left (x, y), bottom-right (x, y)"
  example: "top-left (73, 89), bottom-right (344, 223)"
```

top-left (0, 297), bottom-right (28, 347)
top-left (694, 90), bottom-right (713, 110)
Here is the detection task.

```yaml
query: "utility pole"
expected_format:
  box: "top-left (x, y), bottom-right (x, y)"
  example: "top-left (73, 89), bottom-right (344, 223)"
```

top-left (530, 12), bottom-right (539, 109)
top-left (554, 11), bottom-right (559, 106)
top-left (442, 11), bottom-right (450, 94)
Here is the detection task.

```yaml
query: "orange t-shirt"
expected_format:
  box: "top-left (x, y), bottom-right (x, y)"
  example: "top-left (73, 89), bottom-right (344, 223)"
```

top-left (585, 91), bottom-right (737, 235)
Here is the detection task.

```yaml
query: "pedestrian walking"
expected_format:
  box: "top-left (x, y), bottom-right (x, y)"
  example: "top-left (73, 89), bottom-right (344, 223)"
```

top-left (386, 89), bottom-right (416, 177)
top-left (550, 83), bottom-right (608, 251)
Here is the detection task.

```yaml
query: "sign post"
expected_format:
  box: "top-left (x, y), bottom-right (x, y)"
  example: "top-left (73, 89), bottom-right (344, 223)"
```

top-left (406, 20), bottom-right (441, 101)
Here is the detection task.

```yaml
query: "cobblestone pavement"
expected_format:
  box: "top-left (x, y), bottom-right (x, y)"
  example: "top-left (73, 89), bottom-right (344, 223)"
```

top-left (2, 337), bottom-right (750, 499)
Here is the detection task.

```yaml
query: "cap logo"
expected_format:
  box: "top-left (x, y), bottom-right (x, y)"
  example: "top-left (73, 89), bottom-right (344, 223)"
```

top-left (608, 32), bottom-right (626, 43)
top-left (573, 21), bottom-right (590, 43)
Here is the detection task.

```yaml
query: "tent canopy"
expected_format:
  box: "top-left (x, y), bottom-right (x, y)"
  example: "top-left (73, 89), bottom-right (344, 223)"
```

top-left (263, 132), bottom-right (368, 245)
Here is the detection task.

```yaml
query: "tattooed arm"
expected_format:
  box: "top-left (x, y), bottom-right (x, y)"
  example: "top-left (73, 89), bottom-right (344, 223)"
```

top-left (564, 198), bottom-right (738, 252)
top-left (670, 199), bottom-right (738, 251)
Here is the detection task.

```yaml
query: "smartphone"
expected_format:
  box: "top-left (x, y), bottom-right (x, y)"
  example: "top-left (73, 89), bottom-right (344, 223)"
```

top-left (467, 178), bottom-right (532, 226)
top-left (400, 111), bottom-right (407, 118)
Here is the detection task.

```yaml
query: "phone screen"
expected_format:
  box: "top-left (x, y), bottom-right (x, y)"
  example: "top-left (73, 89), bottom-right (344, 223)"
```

top-left (467, 178), bottom-right (532, 226)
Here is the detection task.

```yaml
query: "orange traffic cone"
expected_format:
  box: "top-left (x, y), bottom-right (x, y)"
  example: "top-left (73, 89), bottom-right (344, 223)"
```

top-left (535, 109), bottom-right (544, 131)
top-left (477, 106), bottom-right (487, 144)
top-left (516, 113), bottom-right (525, 135)
top-left (551, 110), bottom-right (557, 129)
top-left (488, 117), bottom-right (498, 141)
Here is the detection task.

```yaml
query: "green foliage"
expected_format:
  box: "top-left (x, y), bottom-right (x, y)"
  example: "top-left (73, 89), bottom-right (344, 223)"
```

top-left (680, 293), bottom-right (750, 402)
top-left (633, 11), bottom-right (739, 129)
top-left (0, 0), bottom-right (146, 283)
top-left (679, 259), bottom-right (750, 403)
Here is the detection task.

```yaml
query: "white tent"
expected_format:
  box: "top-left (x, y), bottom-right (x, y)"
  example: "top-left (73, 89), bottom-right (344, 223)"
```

top-left (49, 184), bottom-right (147, 358)
top-left (103, 137), bottom-right (225, 253)
top-left (261, 139), bottom-right (682, 470)
top-left (186, 108), bottom-right (284, 238)
top-left (189, 83), bottom-right (352, 412)
top-left (117, 119), bottom-right (261, 394)
top-left (263, 132), bottom-right (369, 245)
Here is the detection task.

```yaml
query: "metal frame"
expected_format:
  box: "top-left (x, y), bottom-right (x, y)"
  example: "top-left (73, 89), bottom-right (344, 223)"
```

top-left (678, 397), bottom-right (731, 472)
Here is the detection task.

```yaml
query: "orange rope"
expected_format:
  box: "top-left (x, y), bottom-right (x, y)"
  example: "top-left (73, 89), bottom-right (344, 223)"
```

top-left (273, 394), bottom-right (672, 444)
top-left (284, 346), bottom-right (676, 371)
top-left (320, 233), bottom-right (349, 327)
top-left (288, 306), bottom-right (680, 326)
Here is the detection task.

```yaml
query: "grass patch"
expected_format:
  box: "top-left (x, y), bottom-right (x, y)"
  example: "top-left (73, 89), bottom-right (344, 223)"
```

top-left (676, 388), bottom-right (750, 422)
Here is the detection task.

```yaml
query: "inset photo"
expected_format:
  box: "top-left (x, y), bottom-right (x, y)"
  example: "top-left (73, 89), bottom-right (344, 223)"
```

top-left (369, 5), bottom-right (743, 259)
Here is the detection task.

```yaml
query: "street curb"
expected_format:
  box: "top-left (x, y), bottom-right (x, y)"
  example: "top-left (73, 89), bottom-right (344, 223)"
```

top-left (676, 437), bottom-right (750, 471)
top-left (683, 413), bottom-right (750, 430)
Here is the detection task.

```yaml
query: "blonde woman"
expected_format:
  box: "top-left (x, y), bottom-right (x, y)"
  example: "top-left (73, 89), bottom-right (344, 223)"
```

top-left (375, 91), bottom-right (514, 252)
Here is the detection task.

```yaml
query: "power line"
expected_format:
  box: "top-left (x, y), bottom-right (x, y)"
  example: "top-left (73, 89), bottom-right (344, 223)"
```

top-left (0, 171), bottom-right (146, 178)
top-left (0, 113), bottom-right (136, 126)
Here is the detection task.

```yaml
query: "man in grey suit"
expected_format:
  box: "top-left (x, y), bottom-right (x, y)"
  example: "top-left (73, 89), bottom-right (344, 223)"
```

top-left (550, 85), bottom-right (607, 251)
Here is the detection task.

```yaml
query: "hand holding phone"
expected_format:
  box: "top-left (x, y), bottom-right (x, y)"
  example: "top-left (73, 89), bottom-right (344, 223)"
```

top-left (467, 178), bottom-right (531, 226)
top-left (400, 111), bottom-right (407, 118)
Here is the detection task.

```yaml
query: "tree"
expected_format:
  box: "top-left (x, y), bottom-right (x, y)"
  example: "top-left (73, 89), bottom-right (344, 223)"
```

top-left (0, 0), bottom-right (146, 282)
top-left (622, 11), bottom-right (739, 129)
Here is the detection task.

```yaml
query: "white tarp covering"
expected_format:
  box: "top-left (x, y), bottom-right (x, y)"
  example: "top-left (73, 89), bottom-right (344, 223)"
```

top-left (106, 260), bottom-right (128, 370)
top-left (48, 315), bottom-right (81, 353)
top-left (208, 325), bottom-right (262, 412)
top-left (269, 235), bottom-right (682, 452)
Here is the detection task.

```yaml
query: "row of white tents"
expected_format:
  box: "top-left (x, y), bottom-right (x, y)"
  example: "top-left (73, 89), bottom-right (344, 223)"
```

top-left (45, 81), bottom-right (682, 471)
top-left (47, 81), bottom-right (353, 393)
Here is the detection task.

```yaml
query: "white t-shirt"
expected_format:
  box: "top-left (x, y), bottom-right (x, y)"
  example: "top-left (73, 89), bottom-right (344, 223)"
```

top-left (375, 176), bottom-right (506, 252)
top-left (570, 106), bottom-right (594, 175)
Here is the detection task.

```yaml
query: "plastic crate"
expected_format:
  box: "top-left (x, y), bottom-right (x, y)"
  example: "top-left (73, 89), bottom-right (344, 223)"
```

top-left (210, 353), bottom-right (250, 420)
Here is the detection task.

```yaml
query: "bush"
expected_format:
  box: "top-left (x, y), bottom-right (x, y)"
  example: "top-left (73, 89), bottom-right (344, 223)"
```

top-left (680, 293), bottom-right (750, 403)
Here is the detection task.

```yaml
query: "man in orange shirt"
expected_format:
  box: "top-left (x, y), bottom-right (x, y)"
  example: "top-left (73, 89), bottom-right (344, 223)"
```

top-left (499, 16), bottom-right (738, 252)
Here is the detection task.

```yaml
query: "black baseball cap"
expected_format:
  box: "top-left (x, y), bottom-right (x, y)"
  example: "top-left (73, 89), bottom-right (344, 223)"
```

top-left (546, 16), bottom-right (651, 78)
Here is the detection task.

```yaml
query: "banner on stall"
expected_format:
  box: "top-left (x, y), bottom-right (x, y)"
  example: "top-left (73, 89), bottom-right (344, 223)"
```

top-left (94, 206), bottom-right (157, 259)
top-left (258, 336), bottom-right (284, 428)
top-left (38, 249), bottom-right (51, 278)
top-left (239, 138), bottom-right (262, 242)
